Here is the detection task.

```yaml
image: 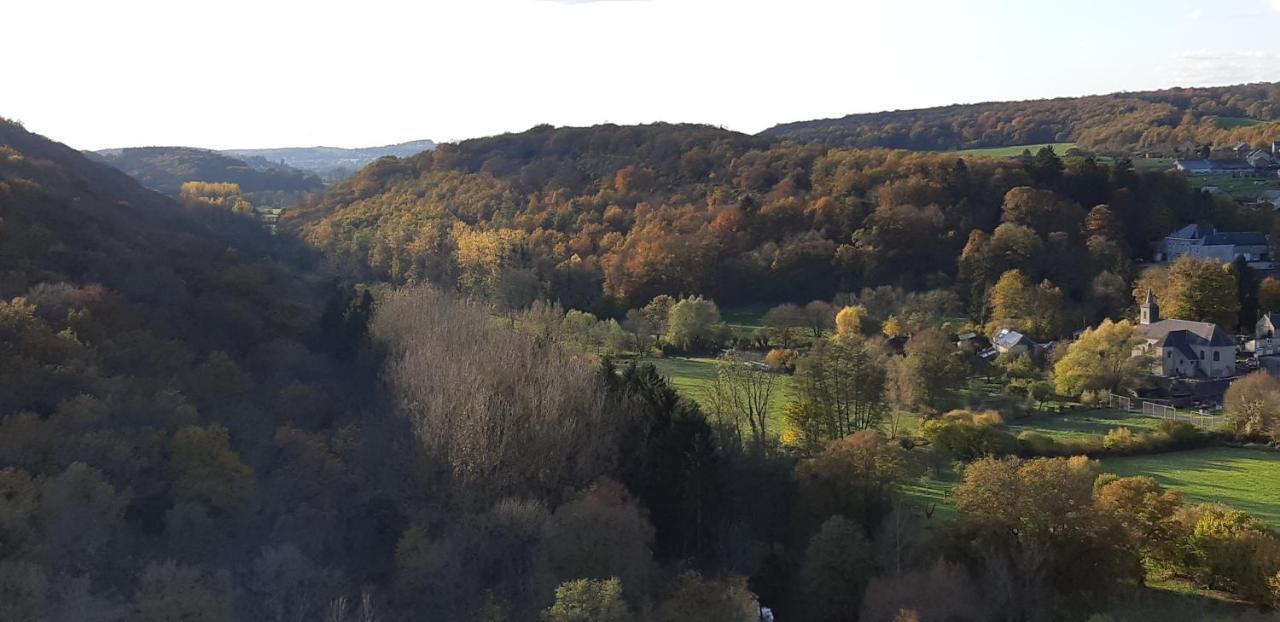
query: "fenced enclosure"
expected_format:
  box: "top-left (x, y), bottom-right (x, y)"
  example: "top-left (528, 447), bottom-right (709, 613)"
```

top-left (1104, 391), bottom-right (1223, 429)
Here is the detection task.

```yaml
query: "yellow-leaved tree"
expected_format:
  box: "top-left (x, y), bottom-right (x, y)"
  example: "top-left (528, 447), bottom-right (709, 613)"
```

top-left (835, 305), bottom-right (865, 337)
top-left (1052, 319), bottom-right (1147, 397)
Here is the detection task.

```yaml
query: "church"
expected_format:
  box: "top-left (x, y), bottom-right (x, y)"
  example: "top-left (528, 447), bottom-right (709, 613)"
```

top-left (1133, 291), bottom-right (1236, 379)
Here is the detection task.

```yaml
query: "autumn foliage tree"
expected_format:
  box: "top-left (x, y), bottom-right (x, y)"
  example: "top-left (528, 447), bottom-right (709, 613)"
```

top-left (1135, 256), bottom-right (1240, 330)
top-left (986, 269), bottom-right (1064, 339)
top-left (1223, 371), bottom-right (1280, 439)
top-left (1052, 319), bottom-right (1147, 397)
top-left (786, 335), bottom-right (889, 448)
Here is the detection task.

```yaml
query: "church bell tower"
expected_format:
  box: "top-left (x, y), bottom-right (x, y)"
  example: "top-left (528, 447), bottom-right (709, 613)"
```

top-left (1140, 289), bottom-right (1159, 325)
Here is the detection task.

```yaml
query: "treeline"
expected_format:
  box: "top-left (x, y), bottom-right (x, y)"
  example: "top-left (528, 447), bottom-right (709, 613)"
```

top-left (290, 123), bottom-right (1232, 328)
top-left (763, 81), bottom-right (1280, 154)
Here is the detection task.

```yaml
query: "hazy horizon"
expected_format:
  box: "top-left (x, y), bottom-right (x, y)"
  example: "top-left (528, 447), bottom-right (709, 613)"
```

top-left (10, 0), bottom-right (1280, 151)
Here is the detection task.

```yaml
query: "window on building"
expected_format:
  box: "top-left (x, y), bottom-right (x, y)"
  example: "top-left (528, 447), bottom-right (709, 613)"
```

top-left (1199, 351), bottom-right (1205, 360)
top-left (1214, 351), bottom-right (1220, 362)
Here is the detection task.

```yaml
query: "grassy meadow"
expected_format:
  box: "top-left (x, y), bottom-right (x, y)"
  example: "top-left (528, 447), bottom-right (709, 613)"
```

top-left (947, 142), bottom-right (1077, 158)
top-left (639, 358), bottom-right (1280, 530)
top-left (1101, 448), bottom-right (1280, 528)
top-left (1005, 408), bottom-right (1167, 442)
top-left (633, 307), bottom-right (1280, 535)
top-left (1215, 116), bottom-right (1261, 129)
top-left (1187, 172), bottom-right (1280, 200)
top-left (640, 355), bottom-right (794, 431)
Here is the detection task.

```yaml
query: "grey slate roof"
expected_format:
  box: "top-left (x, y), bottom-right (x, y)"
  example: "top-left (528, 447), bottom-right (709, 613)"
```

top-left (1136, 319), bottom-right (1234, 348)
top-left (1202, 232), bottom-right (1267, 246)
top-left (993, 328), bottom-right (1033, 350)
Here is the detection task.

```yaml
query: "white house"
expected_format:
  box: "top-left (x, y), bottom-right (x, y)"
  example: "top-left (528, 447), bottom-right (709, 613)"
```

top-left (1248, 313), bottom-right (1280, 357)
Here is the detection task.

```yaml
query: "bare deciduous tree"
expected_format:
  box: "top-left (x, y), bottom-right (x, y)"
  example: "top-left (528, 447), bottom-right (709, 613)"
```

top-left (371, 286), bottom-right (622, 507)
top-left (705, 352), bottom-right (776, 452)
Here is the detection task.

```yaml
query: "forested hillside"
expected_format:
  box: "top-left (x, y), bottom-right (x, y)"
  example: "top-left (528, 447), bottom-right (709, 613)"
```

top-left (92, 146), bottom-right (323, 197)
top-left (0, 118), bottom-right (393, 618)
top-left (764, 82), bottom-right (1280, 153)
top-left (290, 122), bottom-right (1228, 326)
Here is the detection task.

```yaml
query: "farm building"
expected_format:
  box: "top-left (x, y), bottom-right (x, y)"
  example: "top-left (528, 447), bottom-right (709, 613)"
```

top-left (991, 328), bottom-right (1033, 355)
top-left (1176, 158), bottom-right (1261, 176)
top-left (1248, 149), bottom-right (1277, 169)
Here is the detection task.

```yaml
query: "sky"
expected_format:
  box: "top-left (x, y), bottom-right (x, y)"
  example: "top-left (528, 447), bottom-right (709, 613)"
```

top-left (7, 0), bottom-right (1280, 151)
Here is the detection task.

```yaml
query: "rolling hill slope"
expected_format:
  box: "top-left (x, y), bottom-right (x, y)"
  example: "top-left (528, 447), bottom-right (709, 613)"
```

top-left (763, 82), bottom-right (1280, 154)
top-left (91, 146), bottom-right (324, 196)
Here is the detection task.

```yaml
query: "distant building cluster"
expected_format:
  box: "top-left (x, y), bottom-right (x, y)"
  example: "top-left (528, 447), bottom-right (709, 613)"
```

top-left (1175, 141), bottom-right (1280, 177)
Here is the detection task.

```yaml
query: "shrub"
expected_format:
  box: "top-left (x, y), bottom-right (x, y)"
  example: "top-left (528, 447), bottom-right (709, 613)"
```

top-left (972, 410), bottom-right (1005, 427)
top-left (1174, 504), bottom-right (1280, 604)
top-left (1017, 431), bottom-right (1058, 455)
top-left (544, 578), bottom-right (632, 622)
top-left (941, 409), bottom-right (1003, 426)
top-left (1155, 420), bottom-right (1203, 448)
top-left (765, 348), bottom-right (797, 372)
top-left (1102, 427), bottom-right (1138, 452)
top-left (921, 417), bottom-right (1018, 461)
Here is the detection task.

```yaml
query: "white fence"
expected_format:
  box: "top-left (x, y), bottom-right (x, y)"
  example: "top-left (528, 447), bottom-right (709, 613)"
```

top-left (1105, 392), bottom-right (1222, 429)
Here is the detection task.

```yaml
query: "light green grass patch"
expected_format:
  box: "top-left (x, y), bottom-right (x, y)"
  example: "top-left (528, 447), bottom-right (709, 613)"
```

top-left (1215, 116), bottom-right (1261, 129)
top-left (1006, 408), bottom-right (1165, 442)
top-left (1130, 157), bottom-right (1176, 172)
top-left (638, 356), bottom-right (793, 431)
top-left (1188, 173), bottom-right (1280, 200)
top-left (947, 142), bottom-right (1077, 158)
top-left (1100, 447), bottom-right (1280, 529)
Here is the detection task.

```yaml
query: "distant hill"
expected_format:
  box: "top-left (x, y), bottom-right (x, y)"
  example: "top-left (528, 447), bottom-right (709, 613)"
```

top-left (289, 122), bottom-right (1215, 313)
top-left (0, 117), bottom-right (325, 346)
top-left (763, 82), bottom-right (1280, 154)
top-left (223, 139), bottom-right (437, 182)
top-left (91, 146), bottom-right (324, 197)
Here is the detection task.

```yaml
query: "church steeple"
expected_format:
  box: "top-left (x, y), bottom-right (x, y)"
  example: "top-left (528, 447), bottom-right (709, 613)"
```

top-left (1140, 289), bottom-right (1159, 325)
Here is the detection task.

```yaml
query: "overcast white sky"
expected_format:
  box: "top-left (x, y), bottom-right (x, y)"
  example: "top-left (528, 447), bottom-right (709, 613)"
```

top-left (7, 0), bottom-right (1280, 150)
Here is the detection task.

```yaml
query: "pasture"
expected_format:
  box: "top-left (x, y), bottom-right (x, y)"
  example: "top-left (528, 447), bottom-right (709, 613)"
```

top-left (1005, 408), bottom-right (1167, 442)
top-left (1100, 447), bottom-right (1280, 528)
top-left (1187, 172), bottom-right (1280, 200)
top-left (639, 356), bottom-right (793, 430)
top-left (947, 142), bottom-right (1077, 158)
top-left (639, 351), bottom-right (1280, 530)
top-left (1215, 116), bottom-right (1261, 129)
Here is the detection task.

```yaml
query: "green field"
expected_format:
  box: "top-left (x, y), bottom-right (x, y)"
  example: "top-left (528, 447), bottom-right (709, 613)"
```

top-left (948, 142), bottom-right (1077, 158)
top-left (1215, 116), bottom-right (1261, 129)
top-left (1006, 409), bottom-right (1167, 442)
top-left (641, 355), bottom-right (1280, 530)
top-left (1188, 172), bottom-right (1280, 200)
top-left (720, 306), bottom-right (767, 339)
top-left (1100, 448), bottom-right (1280, 528)
top-left (1130, 156), bottom-right (1176, 172)
top-left (640, 356), bottom-right (793, 430)
top-left (899, 446), bottom-right (1280, 530)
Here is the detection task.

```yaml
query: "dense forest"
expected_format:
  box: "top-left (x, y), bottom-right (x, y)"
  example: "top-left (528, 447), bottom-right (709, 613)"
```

top-left (763, 82), bottom-right (1280, 154)
top-left (288, 122), bottom-right (1239, 330)
top-left (9, 115), bottom-right (1280, 621)
top-left (91, 146), bottom-right (323, 199)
